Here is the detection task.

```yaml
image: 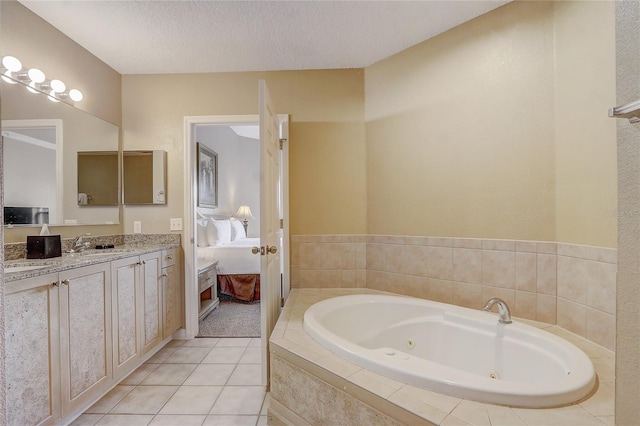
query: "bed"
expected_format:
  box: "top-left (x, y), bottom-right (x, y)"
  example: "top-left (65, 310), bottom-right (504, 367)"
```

top-left (197, 217), bottom-right (261, 302)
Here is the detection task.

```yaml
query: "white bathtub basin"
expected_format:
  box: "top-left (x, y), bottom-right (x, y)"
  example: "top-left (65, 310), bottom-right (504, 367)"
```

top-left (303, 294), bottom-right (596, 408)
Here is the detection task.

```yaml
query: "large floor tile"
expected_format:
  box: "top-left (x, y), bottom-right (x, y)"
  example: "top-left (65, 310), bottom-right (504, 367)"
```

top-left (201, 347), bottom-right (246, 364)
top-left (149, 415), bottom-right (207, 426)
top-left (182, 338), bottom-right (220, 347)
top-left (203, 415), bottom-right (258, 426)
top-left (216, 338), bottom-right (252, 347)
top-left (159, 386), bottom-right (223, 415)
top-left (209, 386), bottom-right (266, 415)
top-left (95, 414), bottom-right (154, 426)
top-left (164, 347), bottom-right (212, 364)
top-left (110, 386), bottom-right (178, 414)
top-left (145, 347), bottom-right (179, 364)
top-left (183, 364), bottom-right (236, 386)
top-left (86, 385), bottom-right (135, 414)
top-left (70, 414), bottom-right (103, 426)
top-left (140, 363), bottom-right (198, 386)
top-left (227, 364), bottom-right (263, 386)
top-left (239, 347), bottom-right (261, 364)
top-left (120, 364), bottom-right (159, 386)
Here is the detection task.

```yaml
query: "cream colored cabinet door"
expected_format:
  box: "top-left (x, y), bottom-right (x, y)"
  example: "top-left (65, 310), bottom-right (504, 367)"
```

top-left (162, 248), bottom-right (182, 338)
top-left (111, 256), bottom-right (142, 380)
top-left (140, 251), bottom-right (163, 354)
top-left (58, 263), bottom-right (112, 416)
top-left (5, 273), bottom-right (62, 426)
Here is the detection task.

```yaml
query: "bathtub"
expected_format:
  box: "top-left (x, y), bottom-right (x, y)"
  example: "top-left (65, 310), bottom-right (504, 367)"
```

top-left (303, 294), bottom-right (596, 408)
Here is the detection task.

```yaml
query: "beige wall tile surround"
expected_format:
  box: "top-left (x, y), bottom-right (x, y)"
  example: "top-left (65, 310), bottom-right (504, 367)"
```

top-left (291, 234), bottom-right (616, 350)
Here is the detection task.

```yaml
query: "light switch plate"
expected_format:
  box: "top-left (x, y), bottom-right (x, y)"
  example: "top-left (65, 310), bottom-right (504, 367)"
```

top-left (133, 221), bottom-right (142, 234)
top-left (170, 218), bottom-right (183, 231)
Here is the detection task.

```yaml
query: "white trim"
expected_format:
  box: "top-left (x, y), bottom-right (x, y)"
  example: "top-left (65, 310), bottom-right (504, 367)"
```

top-left (279, 115), bottom-right (291, 301)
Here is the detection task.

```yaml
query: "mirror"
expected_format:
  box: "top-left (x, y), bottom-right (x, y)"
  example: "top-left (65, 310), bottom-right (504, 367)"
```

top-left (77, 151), bottom-right (119, 205)
top-left (123, 150), bottom-right (167, 205)
top-left (1, 79), bottom-right (120, 226)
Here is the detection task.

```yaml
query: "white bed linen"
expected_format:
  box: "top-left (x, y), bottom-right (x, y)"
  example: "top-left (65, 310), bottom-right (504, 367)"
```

top-left (197, 238), bottom-right (260, 275)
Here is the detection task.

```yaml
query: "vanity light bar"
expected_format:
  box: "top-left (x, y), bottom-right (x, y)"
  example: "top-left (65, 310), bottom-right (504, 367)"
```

top-left (0, 55), bottom-right (83, 105)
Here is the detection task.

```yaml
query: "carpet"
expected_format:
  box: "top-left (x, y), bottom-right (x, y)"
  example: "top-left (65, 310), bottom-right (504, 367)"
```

top-left (197, 295), bottom-right (261, 338)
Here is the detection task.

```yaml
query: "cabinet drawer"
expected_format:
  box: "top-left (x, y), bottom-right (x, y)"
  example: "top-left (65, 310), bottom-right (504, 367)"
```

top-left (162, 248), bottom-right (178, 268)
top-left (198, 265), bottom-right (217, 293)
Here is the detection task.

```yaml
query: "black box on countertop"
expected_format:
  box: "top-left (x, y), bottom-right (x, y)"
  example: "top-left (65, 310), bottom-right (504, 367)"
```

top-left (26, 235), bottom-right (62, 259)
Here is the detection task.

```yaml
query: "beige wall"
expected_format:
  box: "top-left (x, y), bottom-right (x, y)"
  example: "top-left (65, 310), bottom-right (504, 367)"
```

top-left (364, 1), bottom-right (616, 248)
top-left (121, 70), bottom-right (366, 236)
top-left (1, 1), bottom-right (123, 242)
top-left (554, 1), bottom-right (617, 247)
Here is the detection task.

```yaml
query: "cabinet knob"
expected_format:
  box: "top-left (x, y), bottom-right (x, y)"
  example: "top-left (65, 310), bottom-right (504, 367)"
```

top-left (51, 281), bottom-right (59, 287)
top-left (161, 273), bottom-right (168, 277)
top-left (166, 255), bottom-right (173, 260)
top-left (142, 260), bottom-right (147, 265)
top-left (61, 279), bottom-right (69, 286)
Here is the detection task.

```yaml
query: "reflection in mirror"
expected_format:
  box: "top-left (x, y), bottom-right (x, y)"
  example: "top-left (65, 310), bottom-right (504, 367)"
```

top-left (123, 150), bottom-right (167, 205)
top-left (77, 152), bottom-right (119, 205)
top-left (2, 121), bottom-right (61, 224)
top-left (1, 79), bottom-right (120, 226)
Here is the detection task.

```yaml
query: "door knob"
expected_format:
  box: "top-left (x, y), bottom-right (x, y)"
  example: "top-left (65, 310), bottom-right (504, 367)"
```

top-left (252, 247), bottom-right (261, 255)
top-left (267, 245), bottom-right (278, 254)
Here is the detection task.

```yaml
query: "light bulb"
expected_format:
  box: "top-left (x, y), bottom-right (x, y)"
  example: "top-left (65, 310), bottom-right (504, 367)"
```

top-left (1, 70), bottom-right (17, 84)
top-left (69, 89), bottom-right (83, 102)
top-left (27, 81), bottom-right (39, 94)
top-left (2, 56), bottom-right (22, 72)
top-left (48, 90), bottom-right (60, 102)
top-left (50, 79), bottom-right (65, 93)
top-left (27, 68), bottom-right (45, 83)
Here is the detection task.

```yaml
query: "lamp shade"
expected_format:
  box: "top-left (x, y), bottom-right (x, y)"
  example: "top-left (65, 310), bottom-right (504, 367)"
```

top-left (235, 205), bottom-right (254, 219)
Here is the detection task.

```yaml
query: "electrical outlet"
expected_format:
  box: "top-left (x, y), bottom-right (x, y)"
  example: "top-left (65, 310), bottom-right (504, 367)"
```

top-left (133, 221), bottom-right (142, 234)
top-left (170, 218), bottom-right (183, 231)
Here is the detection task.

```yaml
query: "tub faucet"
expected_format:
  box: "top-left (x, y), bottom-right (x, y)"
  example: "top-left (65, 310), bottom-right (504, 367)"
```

top-left (483, 297), bottom-right (512, 324)
top-left (69, 233), bottom-right (91, 253)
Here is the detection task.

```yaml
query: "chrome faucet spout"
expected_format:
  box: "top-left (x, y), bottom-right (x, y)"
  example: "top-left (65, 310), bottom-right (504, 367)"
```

top-left (483, 297), bottom-right (512, 324)
top-left (69, 233), bottom-right (91, 253)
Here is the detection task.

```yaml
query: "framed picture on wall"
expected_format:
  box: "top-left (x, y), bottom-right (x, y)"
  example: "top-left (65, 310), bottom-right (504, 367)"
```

top-left (197, 143), bottom-right (218, 208)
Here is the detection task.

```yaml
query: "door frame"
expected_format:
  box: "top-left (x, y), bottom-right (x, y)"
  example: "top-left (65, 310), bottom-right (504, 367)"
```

top-left (182, 115), bottom-right (289, 339)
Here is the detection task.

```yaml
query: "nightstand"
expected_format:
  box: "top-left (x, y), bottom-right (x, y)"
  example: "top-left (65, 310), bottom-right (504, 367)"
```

top-left (198, 260), bottom-right (219, 320)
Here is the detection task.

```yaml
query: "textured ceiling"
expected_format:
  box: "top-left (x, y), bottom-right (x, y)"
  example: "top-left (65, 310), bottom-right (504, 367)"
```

top-left (18, 0), bottom-right (509, 75)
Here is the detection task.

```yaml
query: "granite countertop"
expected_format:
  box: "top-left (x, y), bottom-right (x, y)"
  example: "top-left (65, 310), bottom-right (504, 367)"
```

top-left (270, 288), bottom-right (615, 426)
top-left (4, 243), bottom-right (179, 283)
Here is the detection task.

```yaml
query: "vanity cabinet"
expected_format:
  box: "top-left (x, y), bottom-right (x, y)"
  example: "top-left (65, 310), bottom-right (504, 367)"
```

top-left (5, 262), bottom-right (112, 426)
top-left (111, 251), bottom-right (169, 377)
top-left (5, 246), bottom-right (182, 425)
top-left (140, 251), bottom-right (163, 354)
top-left (5, 273), bottom-right (61, 426)
top-left (161, 248), bottom-right (183, 338)
top-left (111, 257), bottom-right (142, 380)
top-left (58, 263), bottom-right (112, 416)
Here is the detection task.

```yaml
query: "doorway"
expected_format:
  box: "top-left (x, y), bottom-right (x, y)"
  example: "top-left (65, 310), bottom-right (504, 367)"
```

top-left (194, 123), bottom-right (261, 338)
top-left (183, 112), bottom-right (289, 385)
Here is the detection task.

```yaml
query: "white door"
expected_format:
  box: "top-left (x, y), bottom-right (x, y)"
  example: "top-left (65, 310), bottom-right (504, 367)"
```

top-left (259, 80), bottom-right (282, 386)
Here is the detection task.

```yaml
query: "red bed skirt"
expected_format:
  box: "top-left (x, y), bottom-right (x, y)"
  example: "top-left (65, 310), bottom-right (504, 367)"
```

top-left (218, 274), bottom-right (260, 302)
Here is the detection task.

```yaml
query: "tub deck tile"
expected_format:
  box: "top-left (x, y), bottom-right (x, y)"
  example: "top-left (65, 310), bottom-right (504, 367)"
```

top-left (388, 385), bottom-right (458, 424)
top-left (348, 370), bottom-right (404, 399)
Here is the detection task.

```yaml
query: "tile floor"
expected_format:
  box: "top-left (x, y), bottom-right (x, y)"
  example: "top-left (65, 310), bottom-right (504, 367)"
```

top-left (72, 338), bottom-right (269, 426)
